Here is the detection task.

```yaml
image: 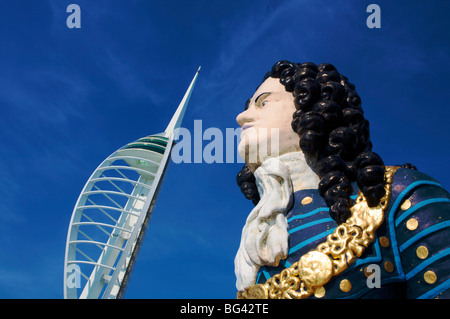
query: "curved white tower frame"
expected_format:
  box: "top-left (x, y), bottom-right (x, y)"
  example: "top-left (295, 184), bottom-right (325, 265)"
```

top-left (64, 67), bottom-right (200, 299)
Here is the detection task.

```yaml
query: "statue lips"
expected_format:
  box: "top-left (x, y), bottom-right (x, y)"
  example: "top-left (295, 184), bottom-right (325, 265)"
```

top-left (240, 124), bottom-right (254, 137)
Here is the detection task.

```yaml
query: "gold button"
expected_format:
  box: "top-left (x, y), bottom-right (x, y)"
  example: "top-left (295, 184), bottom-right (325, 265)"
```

top-left (379, 236), bottom-right (390, 247)
top-left (424, 270), bottom-right (437, 284)
top-left (384, 261), bottom-right (394, 273)
top-left (406, 218), bottom-right (418, 231)
top-left (314, 286), bottom-right (326, 298)
top-left (301, 196), bottom-right (313, 205)
top-left (401, 199), bottom-right (412, 210)
top-left (340, 279), bottom-right (352, 292)
top-left (416, 245), bottom-right (429, 259)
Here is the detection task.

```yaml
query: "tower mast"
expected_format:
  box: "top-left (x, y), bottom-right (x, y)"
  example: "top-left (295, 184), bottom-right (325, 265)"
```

top-left (165, 66), bottom-right (201, 138)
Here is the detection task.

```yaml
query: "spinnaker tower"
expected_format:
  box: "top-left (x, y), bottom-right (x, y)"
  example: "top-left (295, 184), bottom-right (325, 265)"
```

top-left (63, 67), bottom-right (200, 299)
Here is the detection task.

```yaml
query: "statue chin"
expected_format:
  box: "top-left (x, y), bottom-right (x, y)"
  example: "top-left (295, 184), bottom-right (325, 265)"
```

top-left (238, 125), bottom-right (303, 173)
top-left (237, 140), bottom-right (261, 172)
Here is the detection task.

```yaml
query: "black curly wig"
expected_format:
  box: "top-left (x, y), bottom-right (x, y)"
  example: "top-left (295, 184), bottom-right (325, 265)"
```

top-left (236, 60), bottom-right (387, 224)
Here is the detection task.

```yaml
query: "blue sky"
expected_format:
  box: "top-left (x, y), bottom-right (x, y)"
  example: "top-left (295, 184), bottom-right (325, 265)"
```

top-left (0, 0), bottom-right (449, 298)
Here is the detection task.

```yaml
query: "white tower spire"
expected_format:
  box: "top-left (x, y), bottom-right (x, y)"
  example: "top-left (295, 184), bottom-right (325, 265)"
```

top-left (64, 67), bottom-right (200, 299)
top-left (164, 66), bottom-right (201, 138)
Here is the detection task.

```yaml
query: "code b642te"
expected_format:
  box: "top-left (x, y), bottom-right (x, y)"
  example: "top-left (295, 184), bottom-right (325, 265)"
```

top-left (224, 303), bottom-right (269, 314)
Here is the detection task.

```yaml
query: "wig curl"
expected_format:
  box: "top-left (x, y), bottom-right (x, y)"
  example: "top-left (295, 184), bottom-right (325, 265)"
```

top-left (237, 60), bottom-right (389, 224)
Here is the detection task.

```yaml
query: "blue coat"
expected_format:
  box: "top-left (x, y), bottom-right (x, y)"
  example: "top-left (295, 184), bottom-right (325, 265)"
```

top-left (254, 167), bottom-right (450, 299)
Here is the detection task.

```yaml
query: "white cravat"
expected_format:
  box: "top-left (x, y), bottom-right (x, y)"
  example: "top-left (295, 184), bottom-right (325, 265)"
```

top-left (234, 151), bottom-right (319, 291)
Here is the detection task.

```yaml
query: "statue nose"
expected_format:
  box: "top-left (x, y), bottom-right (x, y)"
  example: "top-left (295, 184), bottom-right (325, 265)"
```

top-left (236, 109), bottom-right (255, 127)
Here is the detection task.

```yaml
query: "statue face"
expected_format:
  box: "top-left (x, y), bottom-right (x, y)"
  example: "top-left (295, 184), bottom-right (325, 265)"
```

top-left (237, 77), bottom-right (301, 171)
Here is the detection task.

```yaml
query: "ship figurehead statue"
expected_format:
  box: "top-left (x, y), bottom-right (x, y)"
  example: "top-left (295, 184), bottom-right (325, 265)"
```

top-left (234, 60), bottom-right (450, 299)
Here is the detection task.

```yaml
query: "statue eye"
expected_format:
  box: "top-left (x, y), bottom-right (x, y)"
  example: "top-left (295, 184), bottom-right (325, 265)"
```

top-left (261, 100), bottom-right (269, 107)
